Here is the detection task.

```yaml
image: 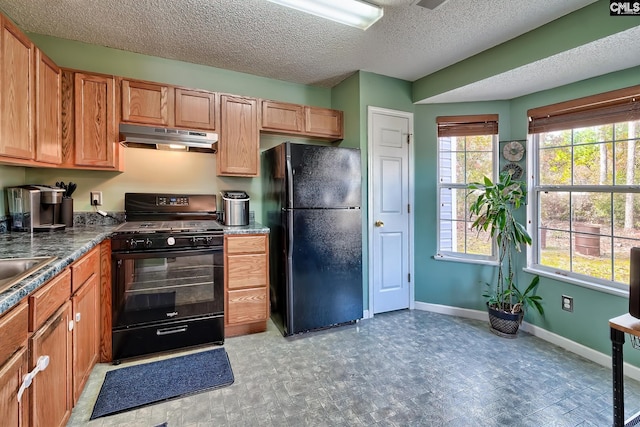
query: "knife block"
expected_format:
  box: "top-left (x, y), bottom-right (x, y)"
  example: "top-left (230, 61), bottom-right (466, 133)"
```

top-left (61, 197), bottom-right (73, 228)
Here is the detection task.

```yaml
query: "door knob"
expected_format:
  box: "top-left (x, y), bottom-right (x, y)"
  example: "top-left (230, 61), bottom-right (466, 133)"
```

top-left (375, 220), bottom-right (384, 227)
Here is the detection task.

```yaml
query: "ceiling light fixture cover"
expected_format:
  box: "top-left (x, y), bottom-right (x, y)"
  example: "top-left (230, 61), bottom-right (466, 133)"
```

top-left (267, 0), bottom-right (383, 30)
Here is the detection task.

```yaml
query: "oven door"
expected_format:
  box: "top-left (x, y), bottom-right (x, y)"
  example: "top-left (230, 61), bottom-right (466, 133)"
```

top-left (112, 248), bottom-right (223, 329)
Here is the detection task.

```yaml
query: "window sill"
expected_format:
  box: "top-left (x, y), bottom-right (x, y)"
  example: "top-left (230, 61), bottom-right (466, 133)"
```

top-left (523, 266), bottom-right (629, 298)
top-left (433, 253), bottom-right (499, 267)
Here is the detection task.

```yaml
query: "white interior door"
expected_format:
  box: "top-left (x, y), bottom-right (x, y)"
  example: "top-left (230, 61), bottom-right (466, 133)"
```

top-left (368, 107), bottom-right (413, 315)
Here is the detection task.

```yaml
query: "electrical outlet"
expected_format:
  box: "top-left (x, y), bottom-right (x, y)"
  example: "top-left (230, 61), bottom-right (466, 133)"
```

top-left (90, 191), bottom-right (103, 206)
top-left (562, 295), bottom-right (573, 312)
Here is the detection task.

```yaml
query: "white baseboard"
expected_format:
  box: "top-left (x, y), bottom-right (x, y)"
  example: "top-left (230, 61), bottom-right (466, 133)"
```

top-left (415, 301), bottom-right (640, 382)
top-left (362, 309), bottom-right (371, 319)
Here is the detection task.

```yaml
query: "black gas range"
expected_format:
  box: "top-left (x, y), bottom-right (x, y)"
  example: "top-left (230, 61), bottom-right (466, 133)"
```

top-left (112, 193), bottom-right (224, 251)
top-left (111, 193), bottom-right (225, 361)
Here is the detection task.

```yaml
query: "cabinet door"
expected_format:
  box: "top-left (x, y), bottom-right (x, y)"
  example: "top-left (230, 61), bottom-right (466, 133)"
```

top-left (175, 88), bottom-right (216, 130)
top-left (218, 95), bottom-right (259, 177)
top-left (0, 301), bottom-right (29, 427)
top-left (0, 17), bottom-right (34, 160)
top-left (305, 106), bottom-right (343, 139)
top-left (34, 49), bottom-right (61, 164)
top-left (71, 273), bottom-right (99, 404)
top-left (0, 347), bottom-right (29, 427)
top-left (224, 234), bottom-right (269, 333)
top-left (30, 302), bottom-right (72, 427)
top-left (261, 101), bottom-right (304, 133)
top-left (74, 73), bottom-right (116, 167)
top-left (121, 79), bottom-right (170, 126)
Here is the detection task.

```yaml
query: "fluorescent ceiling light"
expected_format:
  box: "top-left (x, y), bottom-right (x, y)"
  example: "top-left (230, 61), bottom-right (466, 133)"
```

top-left (267, 0), bottom-right (383, 30)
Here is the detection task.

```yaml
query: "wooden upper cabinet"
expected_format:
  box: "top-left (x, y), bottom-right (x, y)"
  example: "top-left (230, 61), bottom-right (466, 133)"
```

top-left (0, 16), bottom-right (34, 160)
top-left (73, 72), bottom-right (118, 168)
top-left (261, 100), bottom-right (304, 133)
top-left (35, 49), bottom-right (61, 164)
top-left (121, 79), bottom-right (171, 126)
top-left (218, 95), bottom-right (259, 177)
top-left (120, 80), bottom-right (217, 131)
top-left (175, 88), bottom-right (217, 131)
top-left (305, 106), bottom-right (343, 139)
top-left (260, 100), bottom-right (343, 141)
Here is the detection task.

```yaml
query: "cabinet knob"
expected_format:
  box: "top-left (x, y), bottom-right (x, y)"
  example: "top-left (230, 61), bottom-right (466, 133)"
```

top-left (75, 312), bottom-right (81, 322)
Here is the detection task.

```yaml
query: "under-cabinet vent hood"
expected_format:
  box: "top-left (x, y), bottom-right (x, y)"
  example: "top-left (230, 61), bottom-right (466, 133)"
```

top-left (119, 124), bottom-right (218, 153)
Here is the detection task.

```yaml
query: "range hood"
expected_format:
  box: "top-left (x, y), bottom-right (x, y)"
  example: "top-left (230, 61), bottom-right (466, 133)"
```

top-left (119, 123), bottom-right (218, 153)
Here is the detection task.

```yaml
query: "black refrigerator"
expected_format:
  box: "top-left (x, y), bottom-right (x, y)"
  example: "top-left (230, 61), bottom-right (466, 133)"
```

top-left (262, 142), bottom-right (363, 336)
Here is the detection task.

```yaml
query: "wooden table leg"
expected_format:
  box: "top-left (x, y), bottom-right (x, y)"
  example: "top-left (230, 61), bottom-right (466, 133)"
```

top-left (612, 327), bottom-right (625, 427)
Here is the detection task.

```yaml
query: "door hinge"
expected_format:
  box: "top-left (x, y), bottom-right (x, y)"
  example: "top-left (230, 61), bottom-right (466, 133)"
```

top-left (407, 134), bottom-right (412, 144)
top-left (407, 204), bottom-right (411, 214)
top-left (408, 273), bottom-right (411, 282)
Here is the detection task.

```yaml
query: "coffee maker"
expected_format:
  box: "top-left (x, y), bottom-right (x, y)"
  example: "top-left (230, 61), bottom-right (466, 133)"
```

top-left (7, 185), bottom-right (66, 232)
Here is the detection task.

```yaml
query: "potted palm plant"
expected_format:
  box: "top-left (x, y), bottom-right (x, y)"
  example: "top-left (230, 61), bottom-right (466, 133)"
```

top-left (468, 171), bottom-right (543, 338)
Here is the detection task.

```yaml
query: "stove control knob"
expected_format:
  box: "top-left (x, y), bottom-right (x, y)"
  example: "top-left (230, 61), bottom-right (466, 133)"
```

top-left (144, 238), bottom-right (153, 248)
top-left (129, 239), bottom-right (138, 249)
top-left (167, 237), bottom-right (176, 246)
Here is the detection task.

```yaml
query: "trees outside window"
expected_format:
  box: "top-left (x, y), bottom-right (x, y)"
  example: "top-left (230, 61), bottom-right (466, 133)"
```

top-left (529, 86), bottom-right (640, 289)
top-left (437, 115), bottom-right (498, 261)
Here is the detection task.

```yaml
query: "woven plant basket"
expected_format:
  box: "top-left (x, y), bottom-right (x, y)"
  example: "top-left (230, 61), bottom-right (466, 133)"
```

top-left (487, 303), bottom-right (524, 338)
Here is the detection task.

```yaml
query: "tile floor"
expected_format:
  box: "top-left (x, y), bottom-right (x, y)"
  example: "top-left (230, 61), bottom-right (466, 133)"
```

top-left (68, 310), bottom-right (640, 426)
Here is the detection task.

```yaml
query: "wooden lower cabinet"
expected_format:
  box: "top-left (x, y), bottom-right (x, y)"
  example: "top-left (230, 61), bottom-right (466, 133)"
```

top-left (71, 273), bottom-right (100, 403)
top-left (0, 347), bottom-right (29, 427)
top-left (0, 301), bottom-right (29, 427)
top-left (225, 234), bottom-right (269, 337)
top-left (30, 302), bottom-right (72, 427)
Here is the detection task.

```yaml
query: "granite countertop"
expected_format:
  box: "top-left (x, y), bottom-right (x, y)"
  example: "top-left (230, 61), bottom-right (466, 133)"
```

top-left (0, 221), bottom-right (269, 316)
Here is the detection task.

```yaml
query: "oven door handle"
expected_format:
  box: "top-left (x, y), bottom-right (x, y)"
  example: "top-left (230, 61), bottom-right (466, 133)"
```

top-left (156, 325), bottom-right (188, 336)
top-left (112, 248), bottom-right (220, 259)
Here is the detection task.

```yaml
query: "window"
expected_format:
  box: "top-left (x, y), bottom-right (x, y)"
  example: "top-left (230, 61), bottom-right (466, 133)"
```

top-left (528, 85), bottom-right (640, 290)
top-left (437, 115), bottom-right (498, 261)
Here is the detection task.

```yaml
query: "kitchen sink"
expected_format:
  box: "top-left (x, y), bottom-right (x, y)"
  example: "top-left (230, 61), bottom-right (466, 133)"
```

top-left (0, 256), bottom-right (56, 294)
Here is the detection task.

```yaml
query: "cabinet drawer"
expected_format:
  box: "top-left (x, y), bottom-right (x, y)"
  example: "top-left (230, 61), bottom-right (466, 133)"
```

top-left (71, 246), bottom-right (99, 293)
top-left (226, 235), bottom-right (267, 254)
top-left (29, 269), bottom-right (71, 332)
top-left (227, 288), bottom-right (267, 325)
top-left (227, 254), bottom-right (267, 289)
top-left (0, 301), bottom-right (28, 366)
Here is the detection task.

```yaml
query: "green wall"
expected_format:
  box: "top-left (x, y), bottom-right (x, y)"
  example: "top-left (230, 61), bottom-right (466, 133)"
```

top-left (17, 35), bottom-right (336, 218)
top-left (414, 67), bottom-right (640, 366)
top-left (413, 100), bottom-right (511, 308)
top-left (3, 4), bottom-right (639, 367)
top-left (413, 0), bottom-right (639, 103)
top-left (332, 71), bottom-right (414, 311)
top-left (29, 35), bottom-right (331, 106)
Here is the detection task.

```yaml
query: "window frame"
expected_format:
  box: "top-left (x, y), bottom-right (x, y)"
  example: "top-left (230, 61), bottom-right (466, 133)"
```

top-left (526, 85), bottom-right (640, 294)
top-left (435, 115), bottom-right (500, 263)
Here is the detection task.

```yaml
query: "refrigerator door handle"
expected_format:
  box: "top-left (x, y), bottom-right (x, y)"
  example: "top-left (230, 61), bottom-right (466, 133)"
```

top-left (285, 147), bottom-right (294, 209)
top-left (285, 208), bottom-right (295, 333)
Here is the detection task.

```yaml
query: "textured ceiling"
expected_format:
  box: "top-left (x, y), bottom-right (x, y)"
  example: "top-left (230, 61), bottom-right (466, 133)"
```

top-left (0, 0), bottom-right (625, 102)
